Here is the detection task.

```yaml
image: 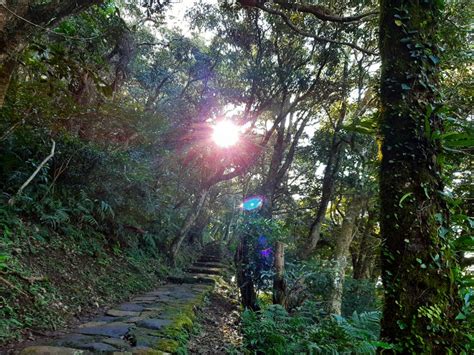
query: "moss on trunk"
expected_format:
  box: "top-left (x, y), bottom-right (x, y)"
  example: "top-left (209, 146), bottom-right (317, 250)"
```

top-left (379, 0), bottom-right (461, 351)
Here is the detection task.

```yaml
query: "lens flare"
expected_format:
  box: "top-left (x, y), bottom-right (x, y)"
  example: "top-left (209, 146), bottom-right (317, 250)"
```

top-left (212, 120), bottom-right (239, 147)
top-left (242, 196), bottom-right (263, 211)
top-left (260, 248), bottom-right (272, 258)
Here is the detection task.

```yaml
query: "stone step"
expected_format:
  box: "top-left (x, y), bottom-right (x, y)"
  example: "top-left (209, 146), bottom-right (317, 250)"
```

top-left (193, 261), bottom-right (227, 269)
top-left (20, 346), bottom-right (89, 354)
top-left (186, 266), bottom-right (223, 275)
top-left (197, 256), bottom-right (222, 263)
top-left (167, 275), bottom-right (215, 285)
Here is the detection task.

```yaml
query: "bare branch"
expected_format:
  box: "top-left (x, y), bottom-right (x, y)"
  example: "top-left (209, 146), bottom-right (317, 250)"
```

top-left (9, 140), bottom-right (56, 205)
top-left (0, 120), bottom-right (22, 142)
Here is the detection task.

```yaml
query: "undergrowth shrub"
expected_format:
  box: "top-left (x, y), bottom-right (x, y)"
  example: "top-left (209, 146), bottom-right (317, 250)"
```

top-left (285, 260), bottom-right (380, 315)
top-left (0, 120), bottom-right (198, 344)
top-left (341, 278), bottom-right (378, 316)
top-left (242, 302), bottom-right (389, 354)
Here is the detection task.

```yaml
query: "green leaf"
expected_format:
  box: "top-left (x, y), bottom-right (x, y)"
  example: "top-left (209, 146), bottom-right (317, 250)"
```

top-left (454, 235), bottom-right (474, 251)
top-left (428, 55), bottom-right (440, 65)
top-left (424, 104), bottom-right (434, 138)
top-left (401, 83), bottom-right (411, 90)
top-left (394, 19), bottom-right (403, 26)
top-left (370, 341), bottom-right (394, 349)
top-left (468, 217), bottom-right (474, 229)
top-left (442, 132), bottom-right (474, 148)
top-left (461, 276), bottom-right (474, 287)
top-left (397, 320), bottom-right (407, 330)
top-left (343, 114), bottom-right (378, 136)
top-left (399, 192), bottom-right (413, 207)
top-left (438, 226), bottom-right (449, 238)
top-left (435, 0), bottom-right (446, 10)
top-left (455, 312), bottom-right (466, 320)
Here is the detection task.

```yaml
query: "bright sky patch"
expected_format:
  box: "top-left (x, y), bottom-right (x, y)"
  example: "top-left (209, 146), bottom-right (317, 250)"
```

top-left (212, 120), bottom-right (239, 148)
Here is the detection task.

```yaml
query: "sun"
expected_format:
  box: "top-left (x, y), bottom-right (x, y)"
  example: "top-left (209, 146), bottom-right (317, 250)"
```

top-left (212, 120), bottom-right (239, 148)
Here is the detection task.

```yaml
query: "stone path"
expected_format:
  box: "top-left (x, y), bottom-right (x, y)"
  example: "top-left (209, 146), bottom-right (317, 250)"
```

top-left (20, 247), bottom-right (227, 354)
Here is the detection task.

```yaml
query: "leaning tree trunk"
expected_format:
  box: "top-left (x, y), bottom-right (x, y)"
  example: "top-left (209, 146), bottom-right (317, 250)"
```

top-left (187, 210), bottom-right (210, 247)
top-left (0, 0), bottom-right (102, 107)
top-left (169, 188), bottom-right (209, 263)
top-left (300, 136), bottom-right (342, 258)
top-left (379, 1), bottom-right (460, 351)
top-left (328, 196), bottom-right (364, 315)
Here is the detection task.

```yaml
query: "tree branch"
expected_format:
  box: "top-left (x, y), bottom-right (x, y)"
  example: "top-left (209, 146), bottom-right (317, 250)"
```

top-left (255, 3), bottom-right (377, 56)
top-left (270, 0), bottom-right (378, 23)
top-left (276, 113), bottom-right (310, 182)
top-left (9, 140), bottom-right (56, 205)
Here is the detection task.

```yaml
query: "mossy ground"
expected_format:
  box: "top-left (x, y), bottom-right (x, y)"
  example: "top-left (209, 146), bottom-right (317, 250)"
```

top-left (154, 286), bottom-right (214, 352)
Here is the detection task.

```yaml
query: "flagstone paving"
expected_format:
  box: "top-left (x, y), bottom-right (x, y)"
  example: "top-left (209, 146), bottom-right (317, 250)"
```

top-left (20, 248), bottom-right (227, 355)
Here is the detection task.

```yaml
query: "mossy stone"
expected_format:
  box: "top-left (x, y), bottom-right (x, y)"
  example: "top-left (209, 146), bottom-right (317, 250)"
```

top-left (155, 338), bottom-right (180, 353)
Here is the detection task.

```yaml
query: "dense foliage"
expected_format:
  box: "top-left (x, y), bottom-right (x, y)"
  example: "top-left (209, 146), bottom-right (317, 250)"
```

top-left (242, 304), bottom-right (384, 354)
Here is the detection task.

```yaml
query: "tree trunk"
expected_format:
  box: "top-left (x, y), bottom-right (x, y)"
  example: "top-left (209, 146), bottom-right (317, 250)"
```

top-left (328, 196), bottom-right (364, 315)
top-left (169, 188), bottom-right (209, 263)
top-left (187, 211), bottom-right (209, 247)
top-left (352, 235), bottom-right (377, 281)
top-left (301, 60), bottom-right (349, 259)
top-left (379, 1), bottom-right (460, 351)
top-left (300, 137), bottom-right (342, 258)
top-left (272, 241), bottom-right (287, 307)
top-left (235, 231), bottom-right (259, 311)
top-left (0, 0), bottom-right (102, 107)
top-left (223, 211), bottom-right (234, 241)
top-left (259, 116), bottom-right (287, 218)
top-left (352, 207), bottom-right (379, 280)
top-left (144, 72), bottom-right (175, 111)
